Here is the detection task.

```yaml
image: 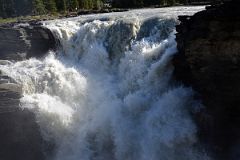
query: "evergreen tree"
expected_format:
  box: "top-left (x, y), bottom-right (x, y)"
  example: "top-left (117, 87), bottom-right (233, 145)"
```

top-left (56, 0), bottom-right (67, 12)
top-left (159, 0), bottom-right (166, 5)
top-left (112, 0), bottom-right (128, 8)
top-left (68, 0), bottom-right (79, 11)
top-left (93, 0), bottom-right (103, 10)
top-left (134, 0), bottom-right (144, 7)
top-left (168, 0), bottom-right (176, 5)
top-left (43, 0), bottom-right (57, 13)
top-left (0, 0), bottom-right (16, 17)
top-left (177, 0), bottom-right (188, 4)
top-left (0, 0), bottom-right (3, 17)
top-left (6, 0), bottom-right (15, 16)
top-left (78, 0), bottom-right (84, 9)
top-left (82, 0), bottom-right (90, 9)
top-left (88, 0), bottom-right (94, 9)
top-left (32, 0), bottom-right (46, 15)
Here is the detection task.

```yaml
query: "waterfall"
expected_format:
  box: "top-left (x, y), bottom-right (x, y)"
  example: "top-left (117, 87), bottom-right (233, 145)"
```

top-left (0, 6), bottom-right (210, 160)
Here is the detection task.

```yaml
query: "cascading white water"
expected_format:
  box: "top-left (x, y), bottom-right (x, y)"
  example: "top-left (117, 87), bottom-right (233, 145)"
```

top-left (0, 6), bottom-right (211, 160)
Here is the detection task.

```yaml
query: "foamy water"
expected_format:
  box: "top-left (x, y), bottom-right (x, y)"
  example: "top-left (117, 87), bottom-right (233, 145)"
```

top-left (0, 6), bottom-right (211, 160)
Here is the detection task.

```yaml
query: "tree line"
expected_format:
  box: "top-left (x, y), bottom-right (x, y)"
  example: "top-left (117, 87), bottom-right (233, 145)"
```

top-left (112, 0), bottom-right (182, 8)
top-left (1, 0), bottom-right (219, 18)
top-left (112, 0), bottom-right (218, 8)
top-left (0, 0), bottom-right (104, 18)
top-left (37, 0), bottom-right (104, 13)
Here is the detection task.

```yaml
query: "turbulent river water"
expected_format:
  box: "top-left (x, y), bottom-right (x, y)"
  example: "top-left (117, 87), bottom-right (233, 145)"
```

top-left (0, 6), bottom-right (211, 160)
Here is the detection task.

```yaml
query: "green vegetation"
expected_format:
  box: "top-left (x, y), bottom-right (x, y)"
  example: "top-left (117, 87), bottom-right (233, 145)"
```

top-left (44, 0), bottom-right (58, 13)
top-left (0, 0), bottom-right (105, 19)
top-left (0, 14), bottom-right (60, 24)
top-left (0, 17), bottom-right (17, 24)
top-left (0, 0), bottom-right (218, 21)
top-left (55, 0), bottom-right (67, 12)
top-left (33, 0), bottom-right (46, 15)
top-left (112, 0), bottom-right (217, 8)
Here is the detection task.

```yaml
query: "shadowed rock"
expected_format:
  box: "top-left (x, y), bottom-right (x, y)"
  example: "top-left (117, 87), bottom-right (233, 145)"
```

top-left (0, 23), bottom-right (56, 61)
top-left (174, 0), bottom-right (240, 159)
top-left (0, 71), bottom-right (47, 160)
top-left (0, 22), bottom-right (57, 159)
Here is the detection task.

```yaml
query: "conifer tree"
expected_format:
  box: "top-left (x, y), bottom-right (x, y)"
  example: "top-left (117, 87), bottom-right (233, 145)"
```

top-left (43, 0), bottom-right (57, 13)
top-left (68, 0), bottom-right (79, 11)
top-left (78, 0), bottom-right (84, 9)
top-left (168, 0), bottom-right (176, 5)
top-left (0, 0), bottom-right (4, 17)
top-left (93, 0), bottom-right (103, 10)
top-left (32, 0), bottom-right (46, 15)
top-left (134, 0), bottom-right (144, 7)
top-left (82, 0), bottom-right (90, 9)
top-left (88, 0), bottom-right (94, 9)
top-left (0, 0), bottom-right (16, 17)
top-left (159, 0), bottom-right (166, 5)
top-left (56, 0), bottom-right (67, 12)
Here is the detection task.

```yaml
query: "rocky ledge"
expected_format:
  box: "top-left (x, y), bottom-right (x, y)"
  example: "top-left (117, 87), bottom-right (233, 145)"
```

top-left (174, 0), bottom-right (240, 159)
top-left (0, 23), bottom-right (56, 60)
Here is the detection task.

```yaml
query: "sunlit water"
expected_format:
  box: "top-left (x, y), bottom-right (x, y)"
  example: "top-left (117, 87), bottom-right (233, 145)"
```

top-left (0, 6), bottom-right (211, 160)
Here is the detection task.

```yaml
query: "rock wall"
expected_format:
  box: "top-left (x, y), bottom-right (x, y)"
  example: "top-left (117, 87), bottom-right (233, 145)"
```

top-left (174, 0), bottom-right (240, 159)
top-left (0, 23), bottom-right (56, 60)
top-left (0, 69), bottom-right (48, 160)
top-left (0, 24), bottom-right (56, 160)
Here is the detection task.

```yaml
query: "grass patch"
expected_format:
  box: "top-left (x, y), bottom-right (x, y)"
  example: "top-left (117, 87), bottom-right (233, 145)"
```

top-left (0, 18), bottom-right (18, 24)
top-left (0, 14), bottom-right (62, 25)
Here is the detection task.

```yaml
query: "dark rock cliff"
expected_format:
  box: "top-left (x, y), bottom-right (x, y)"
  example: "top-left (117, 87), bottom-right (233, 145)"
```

top-left (0, 23), bottom-right (56, 60)
top-left (174, 0), bottom-right (240, 159)
top-left (0, 69), bottom-right (47, 160)
top-left (0, 23), bottom-right (56, 160)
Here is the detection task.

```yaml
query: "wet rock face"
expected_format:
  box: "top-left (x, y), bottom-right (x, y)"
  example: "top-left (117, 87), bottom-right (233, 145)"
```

top-left (0, 24), bottom-right (56, 60)
top-left (0, 70), bottom-right (46, 160)
top-left (174, 0), bottom-right (240, 159)
top-left (0, 23), bottom-right (56, 159)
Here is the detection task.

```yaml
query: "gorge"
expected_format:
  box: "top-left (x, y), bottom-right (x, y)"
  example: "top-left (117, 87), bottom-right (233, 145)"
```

top-left (0, 2), bottom-right (239, 160)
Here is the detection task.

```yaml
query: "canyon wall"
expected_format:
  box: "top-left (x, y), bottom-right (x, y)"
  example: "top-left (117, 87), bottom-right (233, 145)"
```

top-left (0, 23), bottom-right (56, 159)
top-left (174, 0), bottom-right (240, 159)
top-left (1, 2), bottom-right (240, 159)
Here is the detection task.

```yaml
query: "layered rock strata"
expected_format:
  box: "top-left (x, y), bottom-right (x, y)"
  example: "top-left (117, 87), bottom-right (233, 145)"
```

top-left (0, 23), bottom-right (56, 60)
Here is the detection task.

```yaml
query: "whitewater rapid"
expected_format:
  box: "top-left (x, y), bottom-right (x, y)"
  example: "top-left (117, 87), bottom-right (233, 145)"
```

top-left (0, 6), bottom-right (211, 160)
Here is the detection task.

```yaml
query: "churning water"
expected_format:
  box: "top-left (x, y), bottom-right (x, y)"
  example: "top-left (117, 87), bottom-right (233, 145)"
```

top-left (0, 6), bottom-right (211, 160)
